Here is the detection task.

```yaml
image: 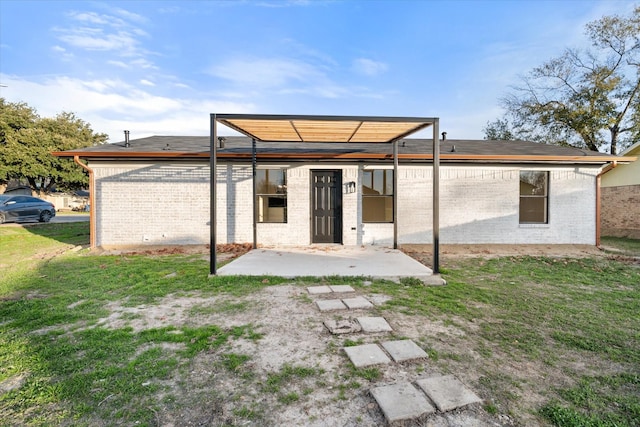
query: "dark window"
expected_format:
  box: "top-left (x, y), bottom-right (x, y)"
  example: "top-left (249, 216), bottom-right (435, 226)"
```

top-left (256, 169), bottom-right (287, 223)
top-left (519, 171), bottom-right (548, 224)
top-left (362, 169), bottom-right (394, 223)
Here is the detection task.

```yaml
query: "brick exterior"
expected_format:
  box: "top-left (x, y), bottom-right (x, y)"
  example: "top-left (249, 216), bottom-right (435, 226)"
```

top-left (90, 161), bottom-right (600, 247)
top-left (601, 185), bottom-right (640, 238)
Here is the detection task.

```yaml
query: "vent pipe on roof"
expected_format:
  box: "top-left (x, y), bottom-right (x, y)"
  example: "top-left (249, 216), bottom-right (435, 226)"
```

top-left (124, 130), bottom-right (130, 148)
top-left (441, 131), bottom-right (447, 141)
top-left (218, 136), bottom-right (226, 148)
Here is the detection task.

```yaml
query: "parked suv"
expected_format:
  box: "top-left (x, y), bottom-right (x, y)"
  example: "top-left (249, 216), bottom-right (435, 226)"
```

top-left (0, 195), bottom-right (56, 224)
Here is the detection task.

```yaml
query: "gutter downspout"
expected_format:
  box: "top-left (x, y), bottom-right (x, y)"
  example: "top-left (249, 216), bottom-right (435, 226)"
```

top-left (73, 156), bottom-right (96, 249)
top-left (596, 161), bottom-right (618, 247)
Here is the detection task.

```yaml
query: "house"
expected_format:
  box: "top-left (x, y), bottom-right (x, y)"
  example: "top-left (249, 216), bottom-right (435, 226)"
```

top-left (53, 114), bottom-right (623, 258)
top-left (600, 141), bottom-right (640, 238)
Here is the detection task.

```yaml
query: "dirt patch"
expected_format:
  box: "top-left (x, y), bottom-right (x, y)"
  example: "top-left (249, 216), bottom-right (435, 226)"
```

top-left (402, 243), bottom-right (605, 261)
top-left (87, 286), bottom-right (504, 426)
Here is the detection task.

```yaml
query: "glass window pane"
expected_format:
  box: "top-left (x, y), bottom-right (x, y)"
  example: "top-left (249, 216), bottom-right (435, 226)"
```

top-left (256, 169), bottom-right (287, 223)
top-left (520, 171), bottom-right (547, 196)
top-left (519, 197), bottom-right (547, 223)
top-left (519, 171), bottom-right (548, 224)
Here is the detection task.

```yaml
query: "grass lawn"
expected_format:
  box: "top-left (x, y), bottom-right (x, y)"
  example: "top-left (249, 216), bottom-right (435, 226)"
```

top-left (1, 223), bottom-right (639, 426)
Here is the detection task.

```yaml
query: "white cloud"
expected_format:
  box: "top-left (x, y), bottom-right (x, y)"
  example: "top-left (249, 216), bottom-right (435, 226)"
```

top-left (210, 57), bottom-right (320, 88)
top-left (0, 74), bottom-right (254, 142)
top-left (56, 27), bottom-right (139, 52)
top-left (53, 8), bottom-right (152, 63)
top-left (351, 58), bottom-right (388, 77)
top-left (140, 79), bottom-right (155, 87)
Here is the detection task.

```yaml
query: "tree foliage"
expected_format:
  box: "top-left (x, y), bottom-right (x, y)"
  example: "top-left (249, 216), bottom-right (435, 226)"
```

top-left (484, 7), bottom-right (640, 154)
top-left (0, 99), bottom-right (107, 194)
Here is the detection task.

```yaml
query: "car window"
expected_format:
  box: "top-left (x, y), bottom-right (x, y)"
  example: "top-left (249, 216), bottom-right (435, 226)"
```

top-left (12, 196), bottom-right (31, 203)
top-left (0, 195), bottom-right (10, 202)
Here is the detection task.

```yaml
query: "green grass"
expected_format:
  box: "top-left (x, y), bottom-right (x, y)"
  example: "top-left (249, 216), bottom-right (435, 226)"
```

top-left (600, 236), bottom-right (640, 256)
top-left (1, 223), bottom-right (639, 426)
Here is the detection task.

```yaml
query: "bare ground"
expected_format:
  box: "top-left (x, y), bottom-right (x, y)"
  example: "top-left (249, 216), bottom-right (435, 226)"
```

top-left (71, 243), bottom-right (624, 426)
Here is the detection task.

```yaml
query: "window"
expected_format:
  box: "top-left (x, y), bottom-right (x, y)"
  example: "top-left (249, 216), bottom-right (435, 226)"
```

top-left (519, 171), bottom-right (548, 224)
top-left (256, 169), bottom-right (287, 223)
top-left (362, 169), bottom-right (394, 223)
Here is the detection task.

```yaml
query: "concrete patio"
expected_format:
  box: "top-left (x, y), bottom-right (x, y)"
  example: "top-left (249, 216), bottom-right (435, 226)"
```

top-left (217, 245), bottom-right (444, 284)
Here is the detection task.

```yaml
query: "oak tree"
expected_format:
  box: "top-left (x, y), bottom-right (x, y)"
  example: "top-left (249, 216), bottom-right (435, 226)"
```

top-left (485, 7), bottom-right (640, 154)
top-left (0, 98), bottom-right (107, 194)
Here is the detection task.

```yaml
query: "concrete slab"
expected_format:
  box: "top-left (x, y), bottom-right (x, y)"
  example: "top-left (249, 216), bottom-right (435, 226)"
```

top-left (370, 382), bottom-right (436, 423)
top-left (315, 299), bottom-right (347, 312)
top-left (217, 246), bottom-right (435, 280)
top-left (329, 285), bottom-right (355, 293)
top-left (382, 340), bottom-right (428, 362)
top-left (343, 344), bottom-right (391, 367)
top-left (342, 296), bottom-right (373, 309)
top-left (357, 316), bottom-right (393, 333)
top-left (416, 375), bottom-right (482, 412)
top-left (323, 319), bottom-right (362, 334)
top-left (307, 285), bottom-right (332, 295)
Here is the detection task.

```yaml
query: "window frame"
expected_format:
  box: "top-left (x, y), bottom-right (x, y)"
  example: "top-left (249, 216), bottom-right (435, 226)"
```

top-left (362, 169), bottom-right (394, 223)
top-left (519, 170), bottom-right (549, 224)
top-left (255, 168), bottom-right (287, 224)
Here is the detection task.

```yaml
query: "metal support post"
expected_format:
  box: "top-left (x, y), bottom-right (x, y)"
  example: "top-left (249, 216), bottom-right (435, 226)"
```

top-left (209, 114), bottom-right (217, 275)
top-left (433, 120), bottom-right (440, 274)
top-left (252, 138), bottom-right (257, 249)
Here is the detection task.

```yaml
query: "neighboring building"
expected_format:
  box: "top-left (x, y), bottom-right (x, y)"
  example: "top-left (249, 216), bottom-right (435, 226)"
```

top-left (601, 141), bottom-right (640, 238)
top-left (55, 134), bottom-right (619, 249)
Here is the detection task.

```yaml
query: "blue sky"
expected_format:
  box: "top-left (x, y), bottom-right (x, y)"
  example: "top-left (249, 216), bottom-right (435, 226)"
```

top-left (0, 0), bottom-right (635, 143)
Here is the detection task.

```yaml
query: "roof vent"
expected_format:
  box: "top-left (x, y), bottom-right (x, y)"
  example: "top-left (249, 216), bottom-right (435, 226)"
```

top-left (451, 145), bottom-right (456, 152)
top-left (163, 143), bottom-right (171, 151)
top-left (441, 131), bottom-right (447, 141)
top-left (218, 136), bottom-right (226, 148)
top-left (124, 130), bottom-right (130, 148)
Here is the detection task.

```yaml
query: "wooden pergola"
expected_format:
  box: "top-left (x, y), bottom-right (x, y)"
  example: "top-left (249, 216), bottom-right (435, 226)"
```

top-left (209, 114), bottom-right (441, 275)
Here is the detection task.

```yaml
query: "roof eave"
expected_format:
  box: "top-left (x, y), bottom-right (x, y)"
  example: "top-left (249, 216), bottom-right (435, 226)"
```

top-left (52, 151), bottom-right (621, 164)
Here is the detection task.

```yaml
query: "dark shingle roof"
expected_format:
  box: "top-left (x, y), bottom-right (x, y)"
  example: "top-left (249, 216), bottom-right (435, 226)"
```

top-left (54, 135), bottom-right (619, 164)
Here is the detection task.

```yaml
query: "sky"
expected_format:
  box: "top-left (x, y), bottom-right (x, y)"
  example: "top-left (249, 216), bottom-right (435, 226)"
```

top-left (0, 0), bottom-right (636, 143)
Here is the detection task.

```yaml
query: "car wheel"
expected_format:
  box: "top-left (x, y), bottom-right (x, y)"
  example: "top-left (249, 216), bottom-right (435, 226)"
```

top-left (39, 211), bottom-right (53, 223)
top-left (0, 213), bottom-right (5, 224)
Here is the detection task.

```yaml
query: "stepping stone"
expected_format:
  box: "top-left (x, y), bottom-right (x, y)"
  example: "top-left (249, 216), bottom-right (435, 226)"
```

top-left (357, 316), bottom-right (393, 333)
top-left (416, 375), bottom-right (482, 412)
top-left (342, 296), bottom-right (373, 309)
top-left (370, 382), bottom-right (435, 423)
top-left (316, 299), bottom-right (347, 312)
top-left (307, 285), bottom-right (332, 295)
top-left (329, 285), bottom-right (355, 293)
top-left (343, 344), bottom-right (391, 367)
top-left (382, 340), bottom-right (428, 362)
top-left (324, 319), bottom-right (362, 334)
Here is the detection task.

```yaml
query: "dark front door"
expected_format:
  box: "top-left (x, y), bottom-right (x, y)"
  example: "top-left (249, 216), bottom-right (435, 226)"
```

top-left (311, 170), bottom-right (342, 243)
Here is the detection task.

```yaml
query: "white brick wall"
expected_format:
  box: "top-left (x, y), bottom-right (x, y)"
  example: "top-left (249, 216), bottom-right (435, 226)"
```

top-left (90, 161), bottom-right (599, 247)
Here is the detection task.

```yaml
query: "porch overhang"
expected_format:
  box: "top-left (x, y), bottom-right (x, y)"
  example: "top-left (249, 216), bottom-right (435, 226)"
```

top-left (209, 113), bottom-right (441, 276)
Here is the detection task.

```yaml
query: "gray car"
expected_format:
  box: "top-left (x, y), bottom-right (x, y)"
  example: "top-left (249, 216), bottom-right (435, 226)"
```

top-left (0, 195), bottom-right (56, 224)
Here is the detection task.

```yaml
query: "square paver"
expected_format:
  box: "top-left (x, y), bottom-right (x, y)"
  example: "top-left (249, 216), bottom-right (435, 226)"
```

top-left (307, 285), bottom-right (332, 295)
top-left (342, 296), bottom-right (373, 309)
top-left (416, 375), bottom-right (482, 412)
top-left (370, 382), bottom-right (435, 423)
top-left (323, 319), bottom-right (361, 334)
top-left (357, 316), bottom-right (393, 333)
top-left (315, 299), bottom-right (347, 312)
top-left (329, 285), bottom-right (355, 293)
top-left (343, 344), bottom-right (391, 367)
top-left (381, 340), bottom-right (428, 362)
